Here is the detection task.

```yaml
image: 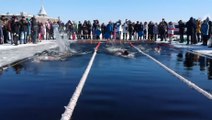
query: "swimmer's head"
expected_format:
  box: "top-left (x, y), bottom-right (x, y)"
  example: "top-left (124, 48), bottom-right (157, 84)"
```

top-left (122, 50), bottom-right (129, 56)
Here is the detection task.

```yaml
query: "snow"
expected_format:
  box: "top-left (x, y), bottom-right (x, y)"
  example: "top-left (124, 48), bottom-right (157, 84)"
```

top-left (0, 40), bottom-right (58, 68)
top-left (171, 41), bottom-right (212, 56)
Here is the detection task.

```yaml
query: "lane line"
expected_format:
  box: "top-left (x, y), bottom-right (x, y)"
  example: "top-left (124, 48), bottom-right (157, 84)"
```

top-left (130, 43), bottom-right (212, 100)
top-left (60, 42), bottom-right (101, 120)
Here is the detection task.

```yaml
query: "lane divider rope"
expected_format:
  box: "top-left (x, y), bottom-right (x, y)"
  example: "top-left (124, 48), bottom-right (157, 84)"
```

top-left (60, 42), bottom-right (101, 120)
top-left (130, 42), bottom-right (212, 100)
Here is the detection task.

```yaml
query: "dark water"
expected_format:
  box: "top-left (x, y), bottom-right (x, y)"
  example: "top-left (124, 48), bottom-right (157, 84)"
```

top-left (0, 43), bottom-right (212, 120)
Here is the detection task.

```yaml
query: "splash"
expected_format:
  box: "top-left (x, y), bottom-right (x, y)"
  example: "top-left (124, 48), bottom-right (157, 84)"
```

top-left (33, 29), bottom-right (75, 62)
top-left (105, 46), bottom-right (135, 58)
top-left (33, 29), bottom-right (78, 62)
top-left (33, 49), bottom-right (71, 62)
top-left (55, 31), bottom-right (72, 53)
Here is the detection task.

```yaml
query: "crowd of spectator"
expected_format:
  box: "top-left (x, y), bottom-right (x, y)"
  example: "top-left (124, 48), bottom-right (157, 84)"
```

top-left (0, 15), bottom-right (211, 46)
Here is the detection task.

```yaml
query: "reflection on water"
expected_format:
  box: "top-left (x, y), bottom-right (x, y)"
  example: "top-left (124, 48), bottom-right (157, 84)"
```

top-left (184, 52), bottom-right (194, 68)
top-left (208, 59), bottom-right (212, 80)
top-left (12, 64), bottom-right (23, 74)
top-left (177, 52), bottom-right (183, 61)
top-left (199, 56), bottom-right (207, 71)
top-left (181, 51), bottom-right (212, 80)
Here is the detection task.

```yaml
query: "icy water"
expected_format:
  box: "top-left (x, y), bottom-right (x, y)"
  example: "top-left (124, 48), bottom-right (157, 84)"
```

top-left (0, 43), bottom-right (212, 120)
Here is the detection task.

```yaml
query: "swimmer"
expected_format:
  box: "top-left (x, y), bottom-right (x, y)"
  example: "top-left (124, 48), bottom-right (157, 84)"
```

top-left (115, 50), bottom-right (134, 58)
top-left (114, 50), bottom-right (128, 56)
top-left (154, 46), bottom-right (161, 53)
top-left (121, 50), bottom-right (129, 56)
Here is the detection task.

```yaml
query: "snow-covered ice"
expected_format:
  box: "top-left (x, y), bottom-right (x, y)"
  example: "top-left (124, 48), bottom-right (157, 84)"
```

top-left (0, 40), bottom-right (58, 68)
top-left (171, 41), bottom-right (212, 57)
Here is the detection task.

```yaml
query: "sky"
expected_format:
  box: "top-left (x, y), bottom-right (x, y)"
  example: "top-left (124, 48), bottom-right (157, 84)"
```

top-left (0, 0), bottom-right (211, 23)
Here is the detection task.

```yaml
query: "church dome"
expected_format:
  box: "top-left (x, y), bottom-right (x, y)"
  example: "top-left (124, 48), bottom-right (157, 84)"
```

top-left (38, 5), bottom-right (47, 16)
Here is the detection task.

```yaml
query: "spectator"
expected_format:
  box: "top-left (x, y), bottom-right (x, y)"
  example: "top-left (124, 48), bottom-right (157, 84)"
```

top-left (138, 22), bottom-right (144, 40)
top-left (158, 18), bottom-right (168, 41)
top-left (77, 21), bottom-right (82, 39)
top-left (122, 21), bottom-right (128, 40)
top-left (106, 21), bottom-right (113, 40)
top-left (143, 22), bottom-right (148, 39)
top-left (186, 17), bottom-right (196, 45)
top-left (52, 21), bottom-right (59, 39)
top-left (0, 16), bottom-right (4, 44)
top-left (153, 23), bottom-right (158, 41)
top-left (201, 20), bottom-right (209, 46)
top-left (101, 23), bottom-right (106, 39)
top-left (148, 21), bottom-right (154, 40)
top-left (12, 17), bottom-right (20, 45)
top-left (82, 20), bottom-right (88, 39)
top-left (178, 20), bottom-right (185, 43)
top-left (2, 17), bottom-right (9, 43)
top-left (31, 16), bottom-right (38, 44)
top-left (168, 21), bottom-right (175, 42)
top-left (20, 16), bottom-right (28, 44)
top-left (26, 18), bottom-right (31, 42)
top-left (116, 20), bottom-right (122, 40)
top-left (196, 19), bottom-right (202, 43)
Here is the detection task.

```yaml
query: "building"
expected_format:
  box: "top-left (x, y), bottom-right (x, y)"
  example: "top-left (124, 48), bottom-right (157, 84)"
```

top-left (0, 4), bottom-right (58, 23)
top-left (36, 5), bottom-right (58, 23)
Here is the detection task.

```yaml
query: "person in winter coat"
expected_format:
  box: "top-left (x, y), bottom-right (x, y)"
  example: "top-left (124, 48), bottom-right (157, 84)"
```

top-left (26, 18), bottom-right (31, 42)
top-left (196, 19), bottom-right (202, 43)
top-left (52, 21), bottom-right (59, 39)
top-left (143, 22), bottom-right (148, 39)
top-left (12, 17), bottom-right (20, 45)
top-left (186, 17), bottom-right (196, 45)
top-left (138, 22), bottom-right (144, 40)
top-left (101, 23), bottom-right (106, 39)
top-left (20, 16), bottom-right (28, 44)
top-left (158, 18), bottom-right (168, 41)
top-left (82, 20), bottom-right (88, 39)
top-left (95, 26), bottom-right (101, 40)
top-left (87, 20), bottom-right (92, 39)
top-left (168, 21), bottom-right (175, 42)
top-left (134, 21), bottom-right (140, 40)
top-left (31, 16), bottom-right (38, 44)
top-left (153, 23), bottom-right (158, 41)
top-left (2, 17), bottom-right (9, 44)
top-left (0, 23), bottom-right (3, 44)
top-left (77, 21), bottom-right (82, 39)
top-left (106, 21), bottom-right (113, 40)
top-left (0, 17), bottom-right (4, 44)
top-left (207, 18), bottom-right (212, 47)
top-left (122, 22), bottom-right (128, 40)
top-left (116, 20), bottom-right (122, 40)
top-left (148, 21), bottom-right (154, 40)
top-left (178, 20), bottom-right (185, 43)
top-left (201, 20), bottom-right (209, 46)
top-left (206, 17), bottom-right (212, 37)
top-left (39, 23), bottom-right (46, 40)
top-left (128, 21), bottom-right (134, 40)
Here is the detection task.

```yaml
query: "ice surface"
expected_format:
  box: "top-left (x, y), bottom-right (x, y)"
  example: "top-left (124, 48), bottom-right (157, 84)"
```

top-left (171, 41), bottom-right (212, 56)
top-left (0, 40), bottom-right (57, 68)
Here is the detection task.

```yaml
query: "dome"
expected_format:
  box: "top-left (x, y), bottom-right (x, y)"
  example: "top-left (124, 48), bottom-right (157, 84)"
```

top-left (38, 5), bottom-right (47, 16)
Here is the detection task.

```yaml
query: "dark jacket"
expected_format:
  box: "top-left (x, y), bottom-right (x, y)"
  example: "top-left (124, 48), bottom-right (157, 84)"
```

top-left (209, 21), bottom-right (212, 35)
top-left (31, 17), bottom-right (38, 32)
top-left (11, 20), bottom-right (20, 34)
top-left (186, 18), bottom-right (195, 35)
top-left (158, 21), bottom-right (167, 34)
top-left (20, 19), bottom-right (28, 32)
top-left (178, 21), bottom-right (185, 34)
